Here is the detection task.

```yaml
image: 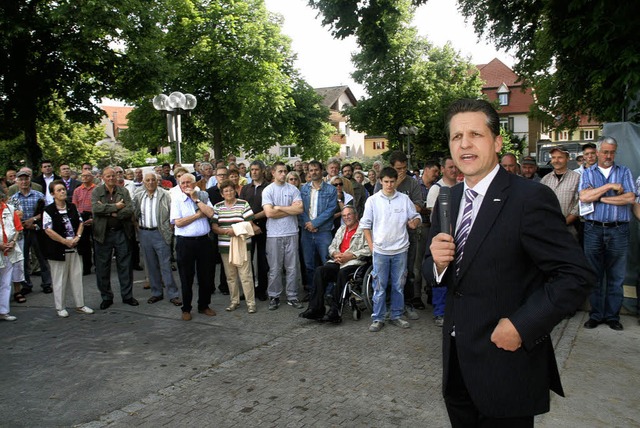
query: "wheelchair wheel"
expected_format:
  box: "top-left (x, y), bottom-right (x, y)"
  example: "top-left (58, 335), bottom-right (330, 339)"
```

top-left (362, 264), bottom-right (374, 313)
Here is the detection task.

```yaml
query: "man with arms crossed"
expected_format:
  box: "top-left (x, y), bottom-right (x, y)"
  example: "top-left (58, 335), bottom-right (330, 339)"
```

top-left (425, 99), bottom-right (593, 427)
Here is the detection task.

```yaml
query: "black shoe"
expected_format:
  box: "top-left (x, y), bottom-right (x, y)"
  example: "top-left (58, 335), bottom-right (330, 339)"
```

top-left (42, 285), bottom-right (53, 294)
top-left (133, 265), bottom-right (144, 271)
top-left (100, 300), bottom-right (113, 310)
top-left (20, 286), bottom-right (33, 296)
top-left (583, 318), bottom-right (600, 329)
top-left (299, 309), bottom-right (324, 320)
top-left (607, 320), bottom-right (623, 331)
top-left (256, 293), bottom-right (268, 301)
top-left (83, 271), bottom-right (92, 276)
top-left (171, 264), bottom-right (177, 271)
top-left (123, 298), bottom-right (139, 306)
top-left (321, 310), bottom-right (342, 324)
top-left (412, 298), bottom-right (426, 310)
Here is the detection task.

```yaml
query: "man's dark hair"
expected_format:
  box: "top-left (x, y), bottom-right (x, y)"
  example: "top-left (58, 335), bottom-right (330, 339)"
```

top-left (379, 166), bottom-right (398, 180)
top-left (341, 163), bottom-right (352, 171)
top-left (582, 142), bottom-right (596, 151)
top-left (388, 150), bottom-right (408, 166)
top-left (441, 155), bottom-right (454, 164)
top-left (161, 162), bottom-right (171, 168)
top-left (352, 161), bottom-right (363, 170)
top-left (250, 160), bottom-right (265, 170)
top-left (272, 161), bottom-right (286, 170)
top-left (41, 159), bottom-right (53, 166)
top-left (308, 160), bottom-right (323, 170)
top-left (424, 159), bottom-right (441, 170)
top-left (445, 99), bottom-right (500, 139)
top-left (82, 162), bottom-right (92, 169)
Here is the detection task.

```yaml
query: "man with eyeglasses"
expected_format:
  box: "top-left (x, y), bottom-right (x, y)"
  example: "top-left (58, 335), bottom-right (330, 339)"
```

top-left (206, 167), bottom-right (231, 295)
top-left (579, 136), bottom-right (635, 331)
top-left (299, 161), bottom-right (338, 301)
top-left (171, 173), bottom-right (216, 320)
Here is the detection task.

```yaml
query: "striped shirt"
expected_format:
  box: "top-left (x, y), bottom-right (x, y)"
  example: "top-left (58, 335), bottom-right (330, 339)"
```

top-left (139, 190), bottom-right (158, 229)
top-left (212, 199), bottom-right (254, 253)
top-left (579, 163), bottom-right (635, 222)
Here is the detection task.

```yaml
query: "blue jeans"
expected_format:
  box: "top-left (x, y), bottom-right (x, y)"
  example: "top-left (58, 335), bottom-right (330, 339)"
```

top-left (583, 222), bottom-right (629, 322)
top-left (301, 230), bottom-right (332, 292)
top-left (371, 251), bottom-right (407, 322)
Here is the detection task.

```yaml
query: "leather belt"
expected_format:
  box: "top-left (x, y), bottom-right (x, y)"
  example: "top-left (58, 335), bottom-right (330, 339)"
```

top-left (177, 234), bottom-right (208, 240)
top-left (139, 227), bottom-right (158, 231)
top-left (586, 220), bottom-right (628, 227)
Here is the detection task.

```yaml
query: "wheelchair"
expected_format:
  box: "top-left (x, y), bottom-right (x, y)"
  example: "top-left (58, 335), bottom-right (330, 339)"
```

top-left (337, 260), bottom-right (374, 321)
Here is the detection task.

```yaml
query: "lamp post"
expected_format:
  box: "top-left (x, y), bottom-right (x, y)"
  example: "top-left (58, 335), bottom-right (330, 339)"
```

top-left (399, 125), bottom-right (418, 169)
top-left (153, 92), bottom-right (197, 164)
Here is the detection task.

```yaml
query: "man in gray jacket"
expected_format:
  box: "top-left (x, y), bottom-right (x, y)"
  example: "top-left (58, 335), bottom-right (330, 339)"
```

top-left (133, 173), bottom-right (181, 306)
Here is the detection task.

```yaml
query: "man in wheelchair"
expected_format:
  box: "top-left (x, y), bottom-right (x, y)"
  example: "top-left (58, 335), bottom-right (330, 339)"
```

top-left (299, 205), bottom-right (371, 323)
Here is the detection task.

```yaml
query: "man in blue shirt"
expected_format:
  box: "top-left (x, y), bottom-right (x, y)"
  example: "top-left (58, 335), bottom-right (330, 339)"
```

top-left (299, 161), bottom-right (337, 297)
top-left (579, 136), bottom-right (636, 331)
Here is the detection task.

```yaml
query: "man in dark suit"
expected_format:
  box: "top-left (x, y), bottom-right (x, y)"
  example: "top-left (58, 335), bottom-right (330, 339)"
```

top-left (58, 163), bottom-right (81, 203)
top-left (424, 99), bottom-right (594, 427)
top-left (32, 159), bottom-right (61, 204)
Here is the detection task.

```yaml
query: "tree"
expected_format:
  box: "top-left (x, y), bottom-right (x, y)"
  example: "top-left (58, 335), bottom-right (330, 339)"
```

top-left (122, 1), bottom-right (335, 161)
top-left (346, 1), bottom-right (483, 160)
top-left (0, 0), bottom-right (175, 167)
top-left (309, 0), bottom-right (640, 125)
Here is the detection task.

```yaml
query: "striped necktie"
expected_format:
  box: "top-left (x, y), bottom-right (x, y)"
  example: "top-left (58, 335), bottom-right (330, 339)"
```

top-left (454, 189), bottom-right (478, 275)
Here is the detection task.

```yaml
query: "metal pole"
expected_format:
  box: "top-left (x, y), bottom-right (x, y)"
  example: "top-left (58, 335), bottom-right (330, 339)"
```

top-left (175, 112), bottom-right (182, 164)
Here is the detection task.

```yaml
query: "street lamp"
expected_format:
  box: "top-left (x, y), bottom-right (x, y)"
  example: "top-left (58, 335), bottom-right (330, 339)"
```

top-left (153, 92), bottom-right (197, 164)
top-left (399, 125), bottom-right (418, 169)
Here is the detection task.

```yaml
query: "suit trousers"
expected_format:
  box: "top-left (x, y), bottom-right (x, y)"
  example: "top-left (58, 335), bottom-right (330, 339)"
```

top-left (139, 229), bottom-right (179, 300)
top-left (309, 262), bottom-right (358, 314)
top-left (94, 229), bottom-right (133, 302)
top-left (49, 252), bottom-right (85, 310)
top-left (176, 235), bottom-right (213, 313)
top-left (445, 338), bottom-right (534, 428)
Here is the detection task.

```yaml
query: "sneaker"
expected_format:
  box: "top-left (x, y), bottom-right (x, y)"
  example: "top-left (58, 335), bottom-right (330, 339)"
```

top-left (434, 315), bottom-right (444, 327)
top-left (0, 314), bottom-right (17, 321)
top-left (76, 306), bottom-right (94, 314)
top-left (389, 318), bottom-right (410, 329)
top-left (287, 299), bottom-right (304, 309)
top-left (248, 305), bottom-right (256, 314)
top-left (57, 309), bottom-right (70, 318)
top-left (268, 297), bottom-right (280, 311)
top-left (404, 305), bottom-right (419, 320)
top-left (369, 321), bottom-right (384, 332)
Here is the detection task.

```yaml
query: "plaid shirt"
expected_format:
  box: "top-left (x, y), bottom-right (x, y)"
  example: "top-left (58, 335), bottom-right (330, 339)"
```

top-left (72, 183), bottom-right (96, 213)
top-left (9, 189), bottom-right (44, 219)
top-left (540, 169), bottom-right (580, 217)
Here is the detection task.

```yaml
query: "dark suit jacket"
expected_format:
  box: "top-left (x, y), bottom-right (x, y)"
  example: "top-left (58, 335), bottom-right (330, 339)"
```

top-left (32, 174), bottom-right (61, 194)
top-left (423, 167), bottom-right (593, 418)
top-left (63, 178), bottom-right (81, 203)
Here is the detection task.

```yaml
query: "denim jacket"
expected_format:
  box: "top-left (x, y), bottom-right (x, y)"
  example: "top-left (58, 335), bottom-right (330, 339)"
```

top-left (299, 180), bottom-right (338, 232)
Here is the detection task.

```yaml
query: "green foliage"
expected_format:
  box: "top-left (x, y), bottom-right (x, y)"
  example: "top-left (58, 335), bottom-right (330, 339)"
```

top-left (457, 0), bottom-right (640, 124)
top-left (346, 2), bottom-right (483, 163)
top-left (498, 128), bottom-right (521, 158)
top-left (0, 0), bottom-right (177, 166)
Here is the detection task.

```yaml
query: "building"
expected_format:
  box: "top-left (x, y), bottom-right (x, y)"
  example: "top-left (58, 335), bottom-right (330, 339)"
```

top-left (477, 58), bottom-right (542, 155)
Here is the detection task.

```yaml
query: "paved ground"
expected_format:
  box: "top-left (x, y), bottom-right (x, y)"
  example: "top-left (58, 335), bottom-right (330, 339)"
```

top-left (1, 267), bottom-right (639, 427)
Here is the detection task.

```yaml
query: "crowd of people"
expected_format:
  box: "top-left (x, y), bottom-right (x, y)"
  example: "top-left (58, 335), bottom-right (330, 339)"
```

top-left (0, 125), bottom-right (638, 333)
top-left (2, 98), bottom-right (639, 425)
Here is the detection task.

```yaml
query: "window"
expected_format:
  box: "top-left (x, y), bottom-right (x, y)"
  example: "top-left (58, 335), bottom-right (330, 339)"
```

top-left (345, 125), bottom-right (351, 136)
top-left (373, 141), bottom-right (385, 150)
top-left (345, 146), bottom-right (351, 157)
top-left (499, 117), bottom-right (514, 132)
top-left (279, 146), bottom-right (297, 158)
top-left (584, 130), bottom-right (594, 140)
top-left (498, 93), bottom-right (509, 106)
top-left (559, 131), bottom-right (569, 141)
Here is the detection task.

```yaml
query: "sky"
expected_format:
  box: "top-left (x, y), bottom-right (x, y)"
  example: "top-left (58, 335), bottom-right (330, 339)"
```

top-left (264, 0), bottom-right (515, 98)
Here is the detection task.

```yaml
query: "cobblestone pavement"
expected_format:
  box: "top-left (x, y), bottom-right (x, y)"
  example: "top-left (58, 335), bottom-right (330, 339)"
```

top-left (1, 267), bottom-right (638, 427)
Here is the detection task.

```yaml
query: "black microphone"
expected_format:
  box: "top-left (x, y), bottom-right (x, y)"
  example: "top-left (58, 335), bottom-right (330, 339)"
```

top-left (438, 186), bottom-right (451, 235)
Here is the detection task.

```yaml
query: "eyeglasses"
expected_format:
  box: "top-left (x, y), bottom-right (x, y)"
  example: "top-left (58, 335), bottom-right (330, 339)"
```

top-left (333, 182), bottom-right (343, 187)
